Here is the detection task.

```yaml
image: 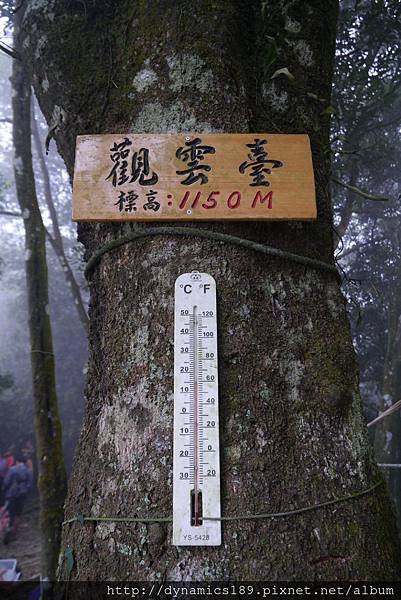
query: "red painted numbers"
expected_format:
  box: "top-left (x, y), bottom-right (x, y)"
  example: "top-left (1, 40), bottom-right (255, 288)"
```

top-left (178, 190), bottom-right (273, 211)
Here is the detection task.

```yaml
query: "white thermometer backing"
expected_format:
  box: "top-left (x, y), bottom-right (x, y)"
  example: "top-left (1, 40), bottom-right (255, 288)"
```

top-left (173, 272), bottom-right (221, 546)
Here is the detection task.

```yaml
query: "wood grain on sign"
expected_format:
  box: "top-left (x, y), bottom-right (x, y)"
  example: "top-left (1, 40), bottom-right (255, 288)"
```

top-left (72, 133), bottom-right (316, 221)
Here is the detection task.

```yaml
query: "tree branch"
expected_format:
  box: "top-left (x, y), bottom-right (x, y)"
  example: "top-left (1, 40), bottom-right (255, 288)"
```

top-left (0, 210), bottom-right (57, 246)
top-left (367, 399), bottom-right (401, 428)
top-left (0, 209), bottom-right (21, 217)
top-left (337, 240), bottom-right (378, 260)
top-left (0, 41), bottom-right (21, 61)
top-left (332, 178), bottom-right (389, 202)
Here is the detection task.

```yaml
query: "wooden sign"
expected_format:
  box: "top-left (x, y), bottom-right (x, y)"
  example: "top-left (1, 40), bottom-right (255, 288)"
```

top-left (72, 133), bottom-right (316, 221)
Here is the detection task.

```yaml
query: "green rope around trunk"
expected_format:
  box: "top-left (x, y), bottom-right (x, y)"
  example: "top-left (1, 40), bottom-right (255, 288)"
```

top-left (62, 480), bottom-right (382, 527)
top-left (84, 226), bottom-right (341, 280)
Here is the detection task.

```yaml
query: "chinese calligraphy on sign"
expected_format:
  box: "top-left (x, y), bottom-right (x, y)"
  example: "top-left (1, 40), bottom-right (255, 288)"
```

top-left (175, 137), bottom-right (216, 185)
top-left (72, 133), bottom-right (316, 221)
top-left (106, 138), bottom-right (159, 187)
top-left (114, 190), bottom-right (138, 212)
top-left (239, 138), bottom-right (283, 187)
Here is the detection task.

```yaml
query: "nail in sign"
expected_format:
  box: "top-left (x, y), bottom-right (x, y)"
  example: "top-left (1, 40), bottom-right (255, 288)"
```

top-left (72, 133), bottom-right (316, 221)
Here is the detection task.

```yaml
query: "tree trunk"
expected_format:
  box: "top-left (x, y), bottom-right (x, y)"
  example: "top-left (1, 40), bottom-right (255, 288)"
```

top-left (31, 102), bottom-right (89, 333)
top-left (333, 164), bottom-right (358, 250)
top-left (12, 5), bottom-right (67, 580)
top-left (22, 0), bottom-right (400, 580)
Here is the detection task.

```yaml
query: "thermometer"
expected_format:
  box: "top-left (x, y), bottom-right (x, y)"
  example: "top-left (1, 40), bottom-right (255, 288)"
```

top-left (173, 272), bottom-right (221, 546)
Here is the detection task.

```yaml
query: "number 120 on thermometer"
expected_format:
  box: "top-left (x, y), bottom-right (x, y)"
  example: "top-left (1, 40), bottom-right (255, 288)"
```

top-left (173, 272), bottom-right (221, 546)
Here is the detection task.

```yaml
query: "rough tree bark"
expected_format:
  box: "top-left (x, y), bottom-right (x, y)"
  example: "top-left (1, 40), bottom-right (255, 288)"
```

top-left (12, 6), bottom-right (67, 580)
top-left (22, 0), bottom-right (400, 580)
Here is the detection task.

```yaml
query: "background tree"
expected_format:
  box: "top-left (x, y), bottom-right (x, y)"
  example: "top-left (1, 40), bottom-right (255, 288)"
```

top-left (31, 102), bottom-right (88, 333)
top-left (18, 0), bottom-right (401, 580)
top-left (11, 6), bottom-right (66, 579)
top-left (331, 0), bottom-right (401, 529)
top-left (0, 13), bottom-right (87, 470)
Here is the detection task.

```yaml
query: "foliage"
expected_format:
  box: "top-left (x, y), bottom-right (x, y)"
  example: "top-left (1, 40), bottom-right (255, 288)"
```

top-left (333, 0), bottom-right (401, 392)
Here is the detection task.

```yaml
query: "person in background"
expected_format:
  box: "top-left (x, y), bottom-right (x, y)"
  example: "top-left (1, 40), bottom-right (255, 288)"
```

top-left (21, 440), bottom-right (34, 473)
top-left (2, 453), bottom-right (33, 543)
top-left (0, 452), bottom-right (7, 504)
top-left (4, 445), bottom-right (15, 470)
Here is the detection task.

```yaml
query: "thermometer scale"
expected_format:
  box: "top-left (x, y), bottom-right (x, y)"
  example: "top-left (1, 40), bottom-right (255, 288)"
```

top-left (173, 272), bottom-right (221, 546)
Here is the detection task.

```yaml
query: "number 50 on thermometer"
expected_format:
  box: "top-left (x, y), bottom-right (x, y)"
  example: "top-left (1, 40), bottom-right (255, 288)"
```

top-left (173, 272), bottom-right (221, 546)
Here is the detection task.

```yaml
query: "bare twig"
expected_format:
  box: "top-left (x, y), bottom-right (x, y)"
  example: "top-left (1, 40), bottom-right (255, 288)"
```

top-left (367, 399), bottom-right (401, 428)
top-left (0, 41), bottom-right (20, 60)
top-left (0, 210), bottom-right (21, 217)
